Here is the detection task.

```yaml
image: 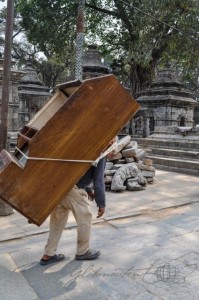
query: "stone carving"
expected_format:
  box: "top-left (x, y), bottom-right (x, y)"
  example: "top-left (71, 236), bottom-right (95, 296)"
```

top-left (104, 176), bottom-right (114, 183)
top-left (125, 157), bottom-right (135, 163)
top-left (104, 169), bottom-right (116, 175)
top-left (105, 136), bottom-right (155, 192)
top-left (116, 135), bottom-right (131, 153)
top-left (134, 162), bottom-right (155, 172)
top-left (108, 152), bottom-right (122, 161)
top-left (105, 162), bottom-right (114, 170)
top-left (122, 146), bottom-right (138, 158)
top-left (123, 140), bottom-right (138, 150)
top-left (111, 163), bottom-right (146, 191)
top-left (126, 178), bottom-right (145, 191)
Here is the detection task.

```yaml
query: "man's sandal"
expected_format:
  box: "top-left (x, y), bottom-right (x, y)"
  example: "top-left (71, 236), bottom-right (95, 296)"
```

top-left (40, 254), bottom-right (65, 265)
top-left (75, 249), bottom-right (100, 260)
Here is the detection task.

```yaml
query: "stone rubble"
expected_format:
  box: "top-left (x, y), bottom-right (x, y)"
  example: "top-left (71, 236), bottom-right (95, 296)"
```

top-left (105, 135), bottom-right (155, 191)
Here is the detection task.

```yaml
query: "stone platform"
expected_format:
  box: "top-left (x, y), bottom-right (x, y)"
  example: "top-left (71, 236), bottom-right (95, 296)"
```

top-left (134, 135), bottom-right (199, 175)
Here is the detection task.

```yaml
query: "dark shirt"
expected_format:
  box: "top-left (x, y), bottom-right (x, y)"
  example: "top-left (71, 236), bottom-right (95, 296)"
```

top-left (77, 157), bottom-right (106, 208)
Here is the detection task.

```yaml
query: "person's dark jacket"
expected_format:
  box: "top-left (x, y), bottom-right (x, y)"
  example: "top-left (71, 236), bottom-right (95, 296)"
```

top-left (77, 157), bottom-right (106, 208)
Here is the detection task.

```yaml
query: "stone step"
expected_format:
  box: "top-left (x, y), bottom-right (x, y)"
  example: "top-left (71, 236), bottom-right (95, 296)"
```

top-left (132, 137), bottom-right (199, 175)
top-left (147, 155), bottom-right (199, 175)
top-left (134, 137), bottom-right (199, 151)
top-left (150, 148), bottom-right (199, 160)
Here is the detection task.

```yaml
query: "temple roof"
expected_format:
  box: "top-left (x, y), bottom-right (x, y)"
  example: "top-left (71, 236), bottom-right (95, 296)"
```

top-left (83, 45), bottom-right (109, 74)
top-left (136, 64), bottom-right (197, 105)
top-left (19, 62), bottom-right (43, 86)
top-left (19, 63), bottom-right (51, 96)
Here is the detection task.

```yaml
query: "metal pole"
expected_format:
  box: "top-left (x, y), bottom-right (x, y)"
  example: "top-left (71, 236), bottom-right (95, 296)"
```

top-left (75, 0), bottom-right (85, 81)
top-left (0, 0), bottom-right (14, 216)
top-left (0, 0), bottom-right (14, 151)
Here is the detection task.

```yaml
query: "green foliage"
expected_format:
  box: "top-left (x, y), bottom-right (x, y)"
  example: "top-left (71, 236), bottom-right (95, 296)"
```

top-left (11, 0), bottom-right (199, 93)
top-left (16, 0), bottom-right (77, 60)
top-left (34, 57), bottom-right (70, 88)
top-left (85, 0), bottom-right (199, 92)
top-left (13, 0), bottom-right (78, 86)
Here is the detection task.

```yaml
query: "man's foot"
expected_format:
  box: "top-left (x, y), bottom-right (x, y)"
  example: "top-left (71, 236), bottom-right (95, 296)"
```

top-left (40, 254), bottom-right (65, 265)
top-left (75, 249), bottom-right (100, 260)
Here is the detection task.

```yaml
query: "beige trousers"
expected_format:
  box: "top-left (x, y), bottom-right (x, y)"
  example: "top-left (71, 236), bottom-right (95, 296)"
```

top-left (44, 186), bottom-right (92, 256)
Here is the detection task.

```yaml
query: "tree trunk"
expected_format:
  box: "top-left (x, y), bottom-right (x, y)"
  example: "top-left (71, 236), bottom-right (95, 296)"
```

top-left (130, 64), bottom-right (154, 95)
top-left (0, 0), bottom-right (14, 216)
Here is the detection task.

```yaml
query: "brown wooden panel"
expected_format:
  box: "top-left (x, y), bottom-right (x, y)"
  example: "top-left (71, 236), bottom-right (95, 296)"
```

top-left (0, 75), bottom-right (140, 226)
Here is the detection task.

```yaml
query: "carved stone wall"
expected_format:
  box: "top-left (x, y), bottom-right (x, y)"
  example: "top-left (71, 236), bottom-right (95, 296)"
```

top-left (0, 61), bottom-right (51, 151)
top-left (135, 64), bottom-right (198, 137)
top-left (0, 59), bottom-right (25, 150)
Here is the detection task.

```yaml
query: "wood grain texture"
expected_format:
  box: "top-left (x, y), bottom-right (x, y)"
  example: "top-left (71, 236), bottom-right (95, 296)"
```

top-left (0, 75), bottom-right (140, 225)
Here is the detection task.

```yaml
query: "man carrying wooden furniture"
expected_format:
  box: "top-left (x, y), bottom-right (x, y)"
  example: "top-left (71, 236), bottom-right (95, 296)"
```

top-left (39, 157), bottom-right (106, 265)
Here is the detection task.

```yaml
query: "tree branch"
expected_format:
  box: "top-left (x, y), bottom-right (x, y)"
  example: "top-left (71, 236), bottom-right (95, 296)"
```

top-left (85, 2), bottom-right (118, 17)
top-left (12, 28), bottom-right (24, 39)
top-left (113, 0), bottom-right (136, 41)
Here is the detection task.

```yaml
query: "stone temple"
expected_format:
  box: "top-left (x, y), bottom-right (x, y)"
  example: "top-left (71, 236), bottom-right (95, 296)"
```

top-left (0, 61), bottom-right (51, 151)
top-left (18, 62), bottom-right (51, 129)
top-left (133, 63), bottom-right (198, 138)
top-left (133, 64), bottom-right (199, 175)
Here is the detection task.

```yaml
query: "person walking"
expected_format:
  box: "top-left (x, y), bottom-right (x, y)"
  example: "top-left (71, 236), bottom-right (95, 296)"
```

top-left (39, 157), bottom-right (106, 265)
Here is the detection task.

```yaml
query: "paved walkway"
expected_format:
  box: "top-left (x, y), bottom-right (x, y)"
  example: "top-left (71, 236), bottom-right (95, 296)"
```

top-left (1, 170), bottom-right (199, 299)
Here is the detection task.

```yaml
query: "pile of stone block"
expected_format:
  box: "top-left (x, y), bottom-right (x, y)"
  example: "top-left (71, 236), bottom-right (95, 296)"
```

top-left (105, 135), bottom-right (155, 191)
